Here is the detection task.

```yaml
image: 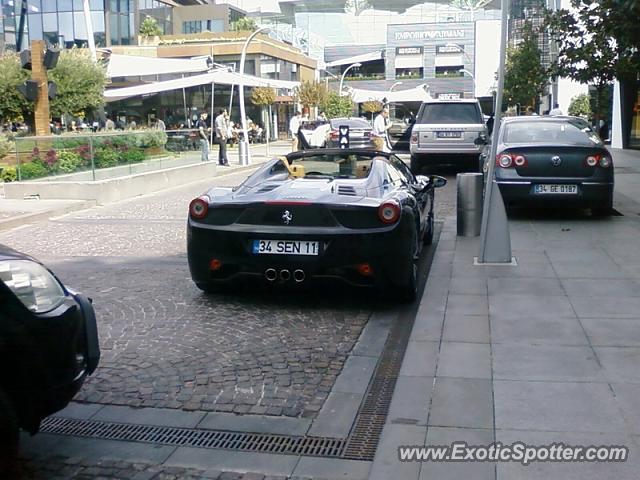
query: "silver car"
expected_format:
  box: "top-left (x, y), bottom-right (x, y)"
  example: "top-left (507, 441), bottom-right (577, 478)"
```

top-left (409, 99), bottom-right (487, 173)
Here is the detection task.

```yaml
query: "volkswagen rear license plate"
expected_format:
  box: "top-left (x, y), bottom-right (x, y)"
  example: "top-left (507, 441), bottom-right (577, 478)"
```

top-left (437, 131), bottom-right (462, 138)
top-left (253, 240), bottom-right (319, 256)
top-left (534, 184), bottom-right (578, 194)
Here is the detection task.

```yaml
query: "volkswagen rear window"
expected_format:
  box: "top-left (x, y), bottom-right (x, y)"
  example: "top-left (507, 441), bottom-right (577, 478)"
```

top-left (503, 121), bottom-right (601, 145)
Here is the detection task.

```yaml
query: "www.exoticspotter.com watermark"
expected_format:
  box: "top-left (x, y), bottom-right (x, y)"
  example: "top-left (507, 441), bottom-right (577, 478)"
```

top-left (398, 442), bottom-right (629, 466)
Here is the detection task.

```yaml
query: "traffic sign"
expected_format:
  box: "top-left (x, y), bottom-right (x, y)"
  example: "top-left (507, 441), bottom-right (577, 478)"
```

top-left (339, 125), bottom-right (349, 149)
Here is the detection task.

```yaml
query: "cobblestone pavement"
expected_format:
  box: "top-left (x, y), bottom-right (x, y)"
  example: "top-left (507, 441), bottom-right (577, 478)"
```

top-left (2, 164), bottom-right (458, 478)
top-left (10, 455), bottom-right (309, 480)
top-left (0, 170), bottom-right (371, 418)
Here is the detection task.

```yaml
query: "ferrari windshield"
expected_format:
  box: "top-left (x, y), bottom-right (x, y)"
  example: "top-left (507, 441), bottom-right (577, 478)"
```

top-left (278, 153), bottom-right (375, 179)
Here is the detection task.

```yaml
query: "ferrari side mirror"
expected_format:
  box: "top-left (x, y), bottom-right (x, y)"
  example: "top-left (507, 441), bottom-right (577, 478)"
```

top-left (430, 176), bottom-right (447, 188)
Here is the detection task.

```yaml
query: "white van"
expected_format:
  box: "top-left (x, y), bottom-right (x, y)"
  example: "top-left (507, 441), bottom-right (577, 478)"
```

top-left (409, 99), bottom-right (487, 173)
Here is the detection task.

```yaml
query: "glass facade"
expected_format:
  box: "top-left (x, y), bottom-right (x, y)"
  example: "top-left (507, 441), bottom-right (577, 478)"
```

top-left (0, 0), bottom-right (172, 52)
top-left (182, 19), bottom-right (224, 34)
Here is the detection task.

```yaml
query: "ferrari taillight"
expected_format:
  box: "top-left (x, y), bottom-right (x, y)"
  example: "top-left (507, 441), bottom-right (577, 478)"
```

top-left (378, 200), bottom-right (401, 224)
top-left (189, 196), bottom-right (209, 219)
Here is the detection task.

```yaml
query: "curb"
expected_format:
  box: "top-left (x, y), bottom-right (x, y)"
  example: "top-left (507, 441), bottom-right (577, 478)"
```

top-left (0, 200), bottom-right (97, 233)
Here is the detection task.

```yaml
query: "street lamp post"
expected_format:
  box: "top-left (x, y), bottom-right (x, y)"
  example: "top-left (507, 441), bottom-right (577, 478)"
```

top-left (390, 81), bottom-right (403, 92)
top-left (339, 62), bottom-right (362, 95)
top-left (460, 68), bottom-right (476, 97)
top-left (445, 43), bottom-right (475, 97)
top-left (239, 26), bottom-right (269, 165)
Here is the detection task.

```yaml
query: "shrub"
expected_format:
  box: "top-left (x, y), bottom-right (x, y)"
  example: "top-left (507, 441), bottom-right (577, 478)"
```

top-left (57, 150), bottom-right (83, 173)
top-left (121, 148), bottom-right (145, 164)
top-left (1, 166), bottom-right (17, 182)
top-left (52, 136), bottom-right (87, 149)
top-left (94, 148), bottom-right (119, 168)
top-left (19, 161), bottom-right (49, 179)
top-left (0, 136), bottom-right (13, 161)
top-left (134, 130), bottom-right (167, 148)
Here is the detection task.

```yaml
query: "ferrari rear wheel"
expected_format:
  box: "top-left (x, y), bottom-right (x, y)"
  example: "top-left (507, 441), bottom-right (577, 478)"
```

top-left (0, 389), bottom-right (19, 475)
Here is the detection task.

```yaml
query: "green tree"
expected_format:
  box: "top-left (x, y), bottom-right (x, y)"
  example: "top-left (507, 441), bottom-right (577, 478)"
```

top-left (344, 0), bottom-right (371, 15)
top-left (568, 93), bottom-right (591, 118)
top-left (0, 54), bottom-right (30, 122)
top-left (250, 87), bottom-right (276, 107)
top-left (230, 17), bottom-right (258, 32)
top-left (294, 81), bottom-right (328, 111)
top-left (545, 0), bottom-right (640, 119)
top-left (320, 91), bottom-right (354, 118)
top-left (48, 49), bottom-right (108, 119)
top-left (361, 100), bottom-right (383, 121)
top-left (503, 22), bottom-right (548, 111)
top-left (139, 16), bottom-right (162, 37)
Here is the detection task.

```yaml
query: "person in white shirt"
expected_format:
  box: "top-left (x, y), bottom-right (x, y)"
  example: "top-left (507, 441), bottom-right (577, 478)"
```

top-left (289, 111), bottom-right (301, 151)
top-left (214, 109), bottom-right (229, 166)
top-left (372, 107), bottom-right (391, 152)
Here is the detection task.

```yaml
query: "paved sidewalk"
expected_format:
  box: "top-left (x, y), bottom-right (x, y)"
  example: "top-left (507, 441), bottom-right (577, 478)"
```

top-left (0, 141), bottom-right (289, 232)
top-left (371, 148), bottom-right (640, 479)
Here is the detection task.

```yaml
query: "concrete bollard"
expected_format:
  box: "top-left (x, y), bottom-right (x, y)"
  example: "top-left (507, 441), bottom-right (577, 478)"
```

top-left (239, 140), bottom-right (249, 165)
top-left (457, 172), bottom-right (484, 237)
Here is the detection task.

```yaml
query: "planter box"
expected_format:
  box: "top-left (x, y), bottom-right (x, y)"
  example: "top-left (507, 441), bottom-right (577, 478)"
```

top-left (4, 161), bottom-right (217, 205)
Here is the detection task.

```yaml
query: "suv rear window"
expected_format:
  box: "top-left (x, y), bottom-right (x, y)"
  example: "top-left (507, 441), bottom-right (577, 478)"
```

top-left (418, 103), bottom-right (482, 124)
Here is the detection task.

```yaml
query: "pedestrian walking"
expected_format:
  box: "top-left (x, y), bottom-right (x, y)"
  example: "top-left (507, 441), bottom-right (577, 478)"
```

top-left (372, 107), bottom-right (391, 152)
top-left (215, 109), bottom-right (230, 166)
top-left (289, 111), bottom-right (301, 152)
top-left (196, 112), bottom-right (210, 162)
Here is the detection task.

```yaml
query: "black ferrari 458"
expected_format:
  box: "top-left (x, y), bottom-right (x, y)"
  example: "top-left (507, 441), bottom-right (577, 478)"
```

top-left (0, 245), bottom-right (99, 470)
top-left (187, 149), bottom-right (446, 302)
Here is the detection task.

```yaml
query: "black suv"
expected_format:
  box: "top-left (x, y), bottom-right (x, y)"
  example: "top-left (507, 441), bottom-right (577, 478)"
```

top-left (0, 244), bottom-right (99, 470)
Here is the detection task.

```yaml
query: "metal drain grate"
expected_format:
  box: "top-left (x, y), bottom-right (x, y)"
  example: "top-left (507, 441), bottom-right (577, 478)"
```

top-left (40, 417), bottom-right (345, 458)
top-left (342, 227), bottom-right (441, 461)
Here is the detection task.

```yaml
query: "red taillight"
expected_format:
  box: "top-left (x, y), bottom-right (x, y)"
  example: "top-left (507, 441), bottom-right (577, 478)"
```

top-left (585, 154), bottom-right (612, 168)
top-left (496, 153), bottom-right (527, 168)
top-left (514, 155), bottom-right (527, 167)
top-left (356, 263), bottom-right (374, 276)
top-left (330, 130), bottom-right (339, 140)
top-left (378, 200), bottom-right (401, 224)
top-left (585, 155), bottom-right (598, 167)
top-left (209, 259), bottom-right (222, 271)
top-left (410, 134), bottom-right (418, 144)
top-left (189, 196), bottom-right (209, 219)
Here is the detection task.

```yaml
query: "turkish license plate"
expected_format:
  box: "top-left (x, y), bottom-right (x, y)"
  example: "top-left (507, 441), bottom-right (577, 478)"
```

top-left (534, 184), bottom-right (578, 194)
top-left (437, 131), bottom-right (462, 138)
top-left (252, 239), bottom-right (320, 256)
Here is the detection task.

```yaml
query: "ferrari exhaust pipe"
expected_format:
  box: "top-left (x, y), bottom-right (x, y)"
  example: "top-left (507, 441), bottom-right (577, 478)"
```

top-left (293, 269), bottom-right (305, 283)
top-left (279, 269), bottom-right (291, 281)
top-left (265, 268), bottom-right (277, 282)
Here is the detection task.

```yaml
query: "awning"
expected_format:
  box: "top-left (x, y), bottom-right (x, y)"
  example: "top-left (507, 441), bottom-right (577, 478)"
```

top-left (325, 50), bottom-right (383, 68)
top-left (394, 55), bottom-right (423, 69)
top-left (435, 55), bottom-right (464, 67)
top-left (104, 69), bottom-right (300, 102)
top-left (106, 54), bottom-right (211, 78)
top-left (346, 85), bottom-right (431, 103)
